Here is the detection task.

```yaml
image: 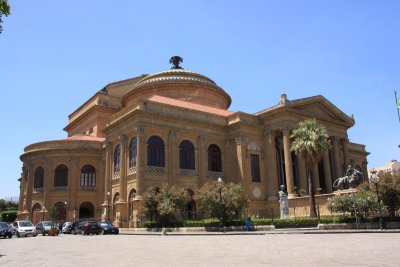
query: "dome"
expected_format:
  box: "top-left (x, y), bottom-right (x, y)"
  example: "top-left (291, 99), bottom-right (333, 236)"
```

top-left (121, 57), bottom-right (232, 110)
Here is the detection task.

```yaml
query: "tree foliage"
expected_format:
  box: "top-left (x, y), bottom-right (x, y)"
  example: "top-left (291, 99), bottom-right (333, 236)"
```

top-left (291, 118), bottom-right (330, 217)
top-left (196, 182), bottom-right (248, 222)
top-left (326, 191), bottom-right (378, 217)
top-left (142, 185), bottom-right (190, 226)
top-left (0, 0), bottom-right (10, 33)
top-left (360, 172), bottom-right (400, 217)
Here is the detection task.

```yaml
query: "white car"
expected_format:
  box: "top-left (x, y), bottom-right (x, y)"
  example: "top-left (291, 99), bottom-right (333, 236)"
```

top-left (12, 220), bottom-right (37, 237)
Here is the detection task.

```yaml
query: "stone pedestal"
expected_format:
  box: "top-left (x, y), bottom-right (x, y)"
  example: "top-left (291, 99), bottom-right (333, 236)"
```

top-left (279, 195), bottom-right (290, 219)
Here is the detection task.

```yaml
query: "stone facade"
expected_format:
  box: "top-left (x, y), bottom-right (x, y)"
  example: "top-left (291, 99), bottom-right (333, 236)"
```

top-left (18, 58), bottom-right (369, 226)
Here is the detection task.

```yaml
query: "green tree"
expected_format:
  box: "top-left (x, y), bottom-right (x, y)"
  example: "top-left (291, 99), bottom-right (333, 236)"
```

top-left (291, 118), bottom-right (330, 217)
top-left (142, 185), bottom-right (190, 226)
top-left (196, 182), bottom-right (248, 223)
top-left (379, 172), bottom-right (400, 217)
top-left (0, 0), bottom-right (10, 33)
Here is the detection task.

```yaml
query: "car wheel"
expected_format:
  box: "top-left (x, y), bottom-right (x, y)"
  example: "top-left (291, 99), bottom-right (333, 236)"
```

top-left (42, 232), bottom-right (45, 236)
top-left (17, 232), bottom-right (20, 238)
top-left (8, 234), bottom-right (12, 238)
top-left (33, 234), bottom-right (37, 237)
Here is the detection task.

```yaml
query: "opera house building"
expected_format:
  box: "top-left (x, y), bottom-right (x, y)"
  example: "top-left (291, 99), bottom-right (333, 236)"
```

top-left (17, 57), bottom-right (368, 227)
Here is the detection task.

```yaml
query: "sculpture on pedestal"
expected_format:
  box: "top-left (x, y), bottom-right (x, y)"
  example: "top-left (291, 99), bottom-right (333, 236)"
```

top-left (279, 185), bottom-right (289, 219)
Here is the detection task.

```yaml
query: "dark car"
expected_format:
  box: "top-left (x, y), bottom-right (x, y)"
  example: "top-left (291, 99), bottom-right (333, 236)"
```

top-left (35, 221), bottom-right (59, 236)
top-left (98, 221), bottom-right (119, 235)
top-left (0, 222), bottom-right (13, 238)
top-left (75, 221), bottom-right (102, 235)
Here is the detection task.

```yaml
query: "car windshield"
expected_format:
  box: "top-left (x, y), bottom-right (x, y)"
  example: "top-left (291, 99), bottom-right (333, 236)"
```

top-left (100, 222), bottom-right (112, 227)
top-left (0, 222), bottom-right (8, 229)
top-left (19, 221), bottom-right (33, 227)
top-left (42, 221), bottom-right (52, 226)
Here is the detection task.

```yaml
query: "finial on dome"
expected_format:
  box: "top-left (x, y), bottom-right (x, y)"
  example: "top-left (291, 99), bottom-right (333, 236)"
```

top-left (169, 56), bottom-right (183, 69)
top-left (279, 93), bottom-right (290, 105)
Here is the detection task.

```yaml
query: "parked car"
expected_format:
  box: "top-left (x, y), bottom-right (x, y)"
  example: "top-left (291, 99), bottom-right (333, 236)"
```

top-left (0, 222), bottom-right (13, 238)
top-left (63, 221), bottom-right (78, 234)
top-left (98, 221), bottom-right (119, 235)
top-left (8, 224), bottom-right (16, 235)
top-left (12, 220), bottom-right (37, 237)
top-left (35, 221), bottom-right (59, 236)
top-left (74, 221), bottom-right (102, 235)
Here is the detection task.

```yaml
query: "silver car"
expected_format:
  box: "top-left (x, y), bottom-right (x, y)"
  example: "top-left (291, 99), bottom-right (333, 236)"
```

top-left (12, 220), bottom-right (37, 237)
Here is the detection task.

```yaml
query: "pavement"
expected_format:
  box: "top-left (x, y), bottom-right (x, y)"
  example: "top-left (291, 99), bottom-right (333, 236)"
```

top-left (1, 231), bottom-right (400, 266)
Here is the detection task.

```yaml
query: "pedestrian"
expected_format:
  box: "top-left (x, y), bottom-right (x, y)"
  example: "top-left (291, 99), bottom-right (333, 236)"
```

top-left (245, 217), bottom-right (252, 231)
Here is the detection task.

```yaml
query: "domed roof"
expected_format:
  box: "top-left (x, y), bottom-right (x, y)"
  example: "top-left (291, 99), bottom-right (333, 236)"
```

top-left (121, 57), bottom-right (232, 109)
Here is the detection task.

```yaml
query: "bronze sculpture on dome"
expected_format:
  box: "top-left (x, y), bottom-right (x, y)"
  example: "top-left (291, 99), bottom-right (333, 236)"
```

top-left (170, 56), bottom-right (183, 69)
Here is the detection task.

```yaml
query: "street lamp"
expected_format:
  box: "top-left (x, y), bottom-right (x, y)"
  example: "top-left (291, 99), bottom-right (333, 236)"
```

top-left (107, 191), bottom-right (111, 222)
top-left (370, 170), bottom-right (383, 230)
top-left (42, 206), bottom-right (46, 221)
top-left (217, 176), bottom-right (224, 232)
top-left (64, 201), bottom-right (68, 221)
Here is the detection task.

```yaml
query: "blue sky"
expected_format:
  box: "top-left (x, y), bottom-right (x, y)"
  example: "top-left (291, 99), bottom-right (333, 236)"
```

top-left (1, 0), bottom-right (399, 198)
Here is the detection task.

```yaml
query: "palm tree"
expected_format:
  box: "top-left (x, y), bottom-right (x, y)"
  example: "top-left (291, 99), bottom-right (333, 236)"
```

top-left (291, 118), bottom-right (330, 217)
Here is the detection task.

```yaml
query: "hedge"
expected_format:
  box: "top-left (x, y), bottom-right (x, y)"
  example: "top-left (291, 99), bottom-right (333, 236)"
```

top-left (142, 216), bottom-right (400, 229)
top-left (0, 211), bottom-right (18, 222)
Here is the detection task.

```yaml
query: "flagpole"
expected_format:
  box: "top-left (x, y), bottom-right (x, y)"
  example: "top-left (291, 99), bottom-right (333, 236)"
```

top-left (395, 90), bottom-right (400, 123)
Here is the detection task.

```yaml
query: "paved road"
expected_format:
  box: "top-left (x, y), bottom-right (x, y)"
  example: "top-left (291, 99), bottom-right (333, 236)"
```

top-left (1, 233), bottom-right (399, 267)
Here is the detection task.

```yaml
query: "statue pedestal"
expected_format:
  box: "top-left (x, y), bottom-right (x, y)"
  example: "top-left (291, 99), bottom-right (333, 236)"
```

top-left (279, 196), bottom-right (290, 219)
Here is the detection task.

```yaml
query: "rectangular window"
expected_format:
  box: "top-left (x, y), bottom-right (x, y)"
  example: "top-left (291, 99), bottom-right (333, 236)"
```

top-left (250, 154), bottom-right (261, 182)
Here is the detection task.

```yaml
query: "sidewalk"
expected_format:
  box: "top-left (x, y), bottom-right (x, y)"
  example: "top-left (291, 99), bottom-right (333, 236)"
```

top-left (119, 225), bottom-right (400, 235)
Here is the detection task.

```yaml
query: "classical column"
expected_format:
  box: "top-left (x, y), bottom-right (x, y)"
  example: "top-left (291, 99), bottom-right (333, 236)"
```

top-left (24, 163), bottom-right (34, 216)
top-left (43, 160), bottom-right (51, 209)
top-left (282, 127), bottom-right (294, 196)
top-left (119, 134), bottom-right (127, 203)
top-left (235, 136), bottom-right (248, 193)
top-left (103, 140), bottom-right (112, 205)
top-left (332, 137), bottom-right (342, 179)
top-left (312, 163), bottom-right (320, 190)
top-left (69, 159), bottom-right (79, 217)
top-left (19, 165), bottom-right (27, 213)
top-left (297, 157), bottom-right (308, 193)
top-left (135, 126), bottom-right (145, 197)
top-left (197, 135), bottom-right (207, 187)
top-left (264, 129), bottom-right (278, 197)
top-left (168, 130), bottom-right (178, 186)
top-left (323, 151), bottom-right (333, 193)
top-left (342, 138), bottom-right (350, 168)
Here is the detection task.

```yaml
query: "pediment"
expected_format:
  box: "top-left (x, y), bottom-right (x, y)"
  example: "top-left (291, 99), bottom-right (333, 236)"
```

top-left (290, 96), bottom-right (354, 126)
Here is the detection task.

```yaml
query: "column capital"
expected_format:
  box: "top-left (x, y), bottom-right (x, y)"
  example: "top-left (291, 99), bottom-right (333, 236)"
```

top-left (169, 130), bottom-right (179, 140)
top-left (197, 135), bottom-right (207, 146)
top-left (235, 136), bottom-right (244, 145)
top-left (281, 126), bottom-right (291, 134)
top-left (119, 134), bottom-right (127, 143)
top-left (103, 139), bottom-right (112, 150)
top-left (136, 125), bottom-right (145, 135)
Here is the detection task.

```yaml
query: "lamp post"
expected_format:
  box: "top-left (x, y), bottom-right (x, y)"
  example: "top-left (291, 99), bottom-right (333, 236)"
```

top-left (107, 191), bottom-right (111, 222)
top-left (42, 206), bottom-right (46, 221)
top-left (64, 201), bottom-right (68, 221)
top-left (370, 170), bottom-right (383, 230)
top-left (217, 177), bottom-right (224, 232)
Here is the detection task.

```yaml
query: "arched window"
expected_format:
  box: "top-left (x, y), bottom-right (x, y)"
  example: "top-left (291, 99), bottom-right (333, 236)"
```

top-left (32, 203), bottom-right (42, 212)
top-left (54, 165), bottom-right (68, 187)
top-left (34, 166), bottom-right (44, 188)
top-left (129, 137), bottom-right (137, 168)
top-left (179, 140), bottom-right (195, 169)
top-left (147, 136), bottom-right (165, 167)
top-left (208, 144), bottom-right (222, 172)
top-left (250, 154), bottom-right (261, 182)
top-left (54, 202), bottom-right (67, 221)
top-left (128, 189), bottom-right (137, 220)
top-left (80, 165), bottom-right (96, 187)
top-left (114, 144), bottom-right (121, 173)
